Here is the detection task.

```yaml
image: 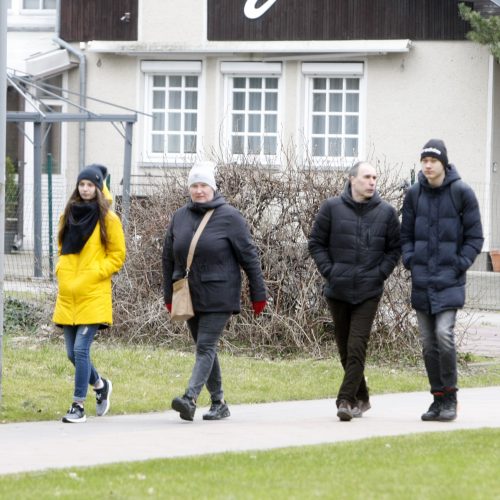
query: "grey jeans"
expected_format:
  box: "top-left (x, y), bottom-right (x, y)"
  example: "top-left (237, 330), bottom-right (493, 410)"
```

top-left (185, 312), bottom-right (231, 402)
top-left (416, 309), bottom-right (458, 393)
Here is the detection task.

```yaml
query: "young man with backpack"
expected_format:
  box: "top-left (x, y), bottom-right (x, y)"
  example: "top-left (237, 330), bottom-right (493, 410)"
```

top-left (401, 139), bottom-right (484, 421)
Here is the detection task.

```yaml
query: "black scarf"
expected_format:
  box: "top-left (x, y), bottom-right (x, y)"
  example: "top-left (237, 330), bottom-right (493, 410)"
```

top-left (61, 202), bottom-right (100, 255)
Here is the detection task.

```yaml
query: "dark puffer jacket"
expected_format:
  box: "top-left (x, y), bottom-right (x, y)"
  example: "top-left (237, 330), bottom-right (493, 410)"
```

top-left (401, 166), bottom-right (483, 314)
top-left (162, 193), bottom-right (266, 313)
top-left (308, 184), bottom-right (401, 304)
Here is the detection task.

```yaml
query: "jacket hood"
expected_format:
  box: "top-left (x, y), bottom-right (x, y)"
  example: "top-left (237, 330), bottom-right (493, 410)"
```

top-left (418, 163), bottom-right (461, 191)
top-left (188, 191), bottom-right (227, 213)
top-left (341, 180), bottom-right (382, 211)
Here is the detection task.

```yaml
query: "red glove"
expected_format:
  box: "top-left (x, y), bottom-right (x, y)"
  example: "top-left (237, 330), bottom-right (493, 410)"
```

top-left (165, 304), bottom-right (172, 313)
top-left (252, 300), bottom-right (266, 316)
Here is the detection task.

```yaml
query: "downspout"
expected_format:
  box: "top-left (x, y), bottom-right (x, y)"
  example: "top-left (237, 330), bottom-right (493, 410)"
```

top-left (53, 0), bottom-right (86, 171)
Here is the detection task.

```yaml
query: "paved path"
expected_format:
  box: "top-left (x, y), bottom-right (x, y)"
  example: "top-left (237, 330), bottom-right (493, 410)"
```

top-left (458, 310), bottom-right (500, 357)
top-left (1, 387), bottom-right (500, 476)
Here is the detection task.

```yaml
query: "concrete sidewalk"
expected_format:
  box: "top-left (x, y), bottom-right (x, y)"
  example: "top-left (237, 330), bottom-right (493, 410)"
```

top-left (1, 387), bottom-right (500, 476)
top-left (458, 309), bottom-right (500, 357)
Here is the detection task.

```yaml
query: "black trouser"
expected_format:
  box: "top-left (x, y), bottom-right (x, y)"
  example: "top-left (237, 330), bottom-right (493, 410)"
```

top-left (327, 296), bottom-right (380, 406)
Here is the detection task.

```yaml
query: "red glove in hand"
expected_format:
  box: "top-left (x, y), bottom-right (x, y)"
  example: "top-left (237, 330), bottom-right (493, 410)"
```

top-left (252, 300), bottom-right (266, 316)
top-left (165, 304), bottom-right (172, 313)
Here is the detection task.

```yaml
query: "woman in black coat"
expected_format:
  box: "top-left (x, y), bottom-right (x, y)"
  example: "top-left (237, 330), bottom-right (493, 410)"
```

top-left (163, 161), bottom-right (267, 421)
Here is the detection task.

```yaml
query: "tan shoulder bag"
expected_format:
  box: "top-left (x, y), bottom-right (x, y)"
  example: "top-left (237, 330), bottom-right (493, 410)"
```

top-left (171, 209), bottom-right (214, 321)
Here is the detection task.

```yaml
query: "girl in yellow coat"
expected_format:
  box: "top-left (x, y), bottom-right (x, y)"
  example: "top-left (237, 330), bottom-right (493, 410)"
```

top-left (53, 164), bottom-right (126, 423)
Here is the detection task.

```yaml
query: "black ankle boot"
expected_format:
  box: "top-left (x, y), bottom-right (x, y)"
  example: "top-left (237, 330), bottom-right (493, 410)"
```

top-left (421, 393), bottom-right (444, 421)
top-left (438, 391), bottom-right (457, 421)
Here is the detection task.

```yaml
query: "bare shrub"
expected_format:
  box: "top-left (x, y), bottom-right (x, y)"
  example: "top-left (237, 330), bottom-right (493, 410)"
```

top-left (112, 157), bottom-right (420, 362)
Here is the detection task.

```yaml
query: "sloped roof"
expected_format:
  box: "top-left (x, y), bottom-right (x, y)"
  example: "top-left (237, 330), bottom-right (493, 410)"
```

top-left (474, 0), bottom-right (500, 16)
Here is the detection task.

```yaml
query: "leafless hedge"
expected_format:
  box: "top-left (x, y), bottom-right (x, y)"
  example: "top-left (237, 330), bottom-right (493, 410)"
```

top-left (112, 157), bottom-right (422, 362)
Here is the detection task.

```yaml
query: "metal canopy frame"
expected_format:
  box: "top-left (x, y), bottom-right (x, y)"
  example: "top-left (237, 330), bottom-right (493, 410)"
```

top-left (6, 110), bottom-right (136, 277)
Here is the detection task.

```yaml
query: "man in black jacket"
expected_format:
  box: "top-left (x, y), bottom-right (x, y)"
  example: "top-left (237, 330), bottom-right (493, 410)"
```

top-left (308, 162), bottom-right (401, 421)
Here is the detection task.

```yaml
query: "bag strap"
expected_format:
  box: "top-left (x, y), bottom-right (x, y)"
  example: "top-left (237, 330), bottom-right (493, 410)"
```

top-left (185, 209), bottom-right (214, 276)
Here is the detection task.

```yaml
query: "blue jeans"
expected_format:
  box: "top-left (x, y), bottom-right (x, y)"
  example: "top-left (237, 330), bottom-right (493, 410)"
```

top-left (185, 313), bottom-right (231, 402)
top-left (416, 309), bottom-right (458, 393)
top-left (63, 325), bottom-right (100, 401)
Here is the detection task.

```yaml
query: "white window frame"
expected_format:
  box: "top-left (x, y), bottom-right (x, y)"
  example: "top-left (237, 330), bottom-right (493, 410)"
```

top-left (141, 61), bottom-right (202, 165)
top-left (303, 62), bottom-right (365, 167)
top-left (221, 62), bottom-right (282, 165)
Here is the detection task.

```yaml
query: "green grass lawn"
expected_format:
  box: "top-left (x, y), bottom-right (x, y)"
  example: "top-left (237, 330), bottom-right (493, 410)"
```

top-left (0, 429), bottom-right (499, 499)
top-left (1, 336), bottom-right (499, 423)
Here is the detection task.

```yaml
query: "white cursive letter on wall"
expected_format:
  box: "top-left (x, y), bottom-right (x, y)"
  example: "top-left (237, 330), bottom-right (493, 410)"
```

top-left (244, 0), bottom-right (278, 20)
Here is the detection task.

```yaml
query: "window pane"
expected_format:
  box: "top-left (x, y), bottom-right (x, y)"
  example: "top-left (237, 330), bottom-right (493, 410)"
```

top-left (232, 136), bottom-right (244, 154)
top-left (249, 92), bottom-right (262, 111)
top-left (328, 138), bottom-right (342, 156)
top-left (233, 78), bottom-right (246, 89)
top-left (265, 78), bottom-right (278, 89)
top-left (345, 116), bottom-right (359, 134)
top-left (264, 136), bottom-right (277, 155)
top-left (23, 0), bottom-right (39, 8)
top-left (265, 93), bottom-right (277, 111)
top-left (345, 138), bottom-right (358, 157)
top-left (184, 135), bottom-right (197, 153)
top-left (169, 76), bottom-right (182, 87)
top-left (168, 113), bottom-right (181, 131)
top-left (264, 114), bottom-right (277, 133)
top-left (169, 91), bottom-right (181, 109)
top-left (185, 76), bottom-right (198, 88)
top-left (329, 94), bottom-right (342, 112)
top-left (346, 78), bottom-right (359, 90)
top-left (248, 136), bottom-right (261, 154)
top-left (232, 114), bottom-right (245, 132)
top-left (185, 91), bottom-right (198, 110)
top-left (44, 0), bottom-right (56, 8)
top-left (329, 116), bottom-right (342, 134)
top-left (312, 116), bottom-right (325, 134)
top-left (168, 135), bottom-right (180, 153)
top-left (152, 135), bottom-right (164, 153)
top-left (346, 94), bottom-right (359, 112)
top-left (330, 78), bottom-right (343, 90)
top-left (153, 76), bottom-right (165, 87)
top-left (249, 78), bottom-right (262, 89)
top-left (153, 91), bottom-right (165, 109)
top-left (152, 113), bottom-right (165, 131)
top-left (313, 94), bottom-right (326, 112)
top-left (185, 113), bottom-right (197, 132)
top-left (248, 115), bottom-right (261, 133)
top-left (233, 92), bottom-right (245, 110)
top-left (313, 78), bottom-right (326, 90)
top-left (312, 138), bottom-right (325, 156)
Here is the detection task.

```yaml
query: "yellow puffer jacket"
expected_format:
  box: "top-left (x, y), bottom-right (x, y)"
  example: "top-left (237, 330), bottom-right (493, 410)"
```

top-left (53, 210), bottom-right (126, 327)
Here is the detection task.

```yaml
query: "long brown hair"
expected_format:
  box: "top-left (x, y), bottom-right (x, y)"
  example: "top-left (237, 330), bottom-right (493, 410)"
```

top-left (58, 187), bottom-right (111, 248)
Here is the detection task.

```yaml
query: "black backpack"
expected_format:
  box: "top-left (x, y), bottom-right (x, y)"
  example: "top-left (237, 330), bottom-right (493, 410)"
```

top-left (408, 179), bottom-right (466, 218)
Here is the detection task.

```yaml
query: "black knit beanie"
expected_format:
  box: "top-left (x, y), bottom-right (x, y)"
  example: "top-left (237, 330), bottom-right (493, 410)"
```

top-left (77, 164), bottom-right (108, 191)
top-left (420, 139), bottom-right (449, 167)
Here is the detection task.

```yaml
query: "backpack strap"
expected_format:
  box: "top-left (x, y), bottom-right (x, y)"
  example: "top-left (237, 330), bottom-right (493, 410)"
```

top-left (408, 182), bottom-right (421, 214)
top-left (449, 179), bottom-right (466, 217)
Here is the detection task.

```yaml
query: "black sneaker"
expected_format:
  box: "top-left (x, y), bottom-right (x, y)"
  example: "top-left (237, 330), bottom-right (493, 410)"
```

top-left (203, 401), bottom-right (230, 420)
top-left (337, 400), bottom-right (353, 421)
top-left (172, 395), bottom-right (196, 421)
top-left (438, 391), bottom-right (457, 421)
top-left (94, 378), bottom-right (112, 417)
top-left (421, 394), bottom-right (444, 421)
top-left (62, 402), bottom-right (86, 423)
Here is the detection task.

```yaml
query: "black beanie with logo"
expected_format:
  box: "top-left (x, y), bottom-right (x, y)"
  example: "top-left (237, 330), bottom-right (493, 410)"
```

top-left (76, 164), bottom-right (108, 191)
top-left (420, 139), bottom-right (449, 167)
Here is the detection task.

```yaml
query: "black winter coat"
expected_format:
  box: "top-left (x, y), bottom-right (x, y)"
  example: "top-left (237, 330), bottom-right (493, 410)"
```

top-left (401, 166), bottom-right (484, 314)
top-left (162, 193), bottom-right (266, 313)
top-left (308, 184), bottom-right (401, 304)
